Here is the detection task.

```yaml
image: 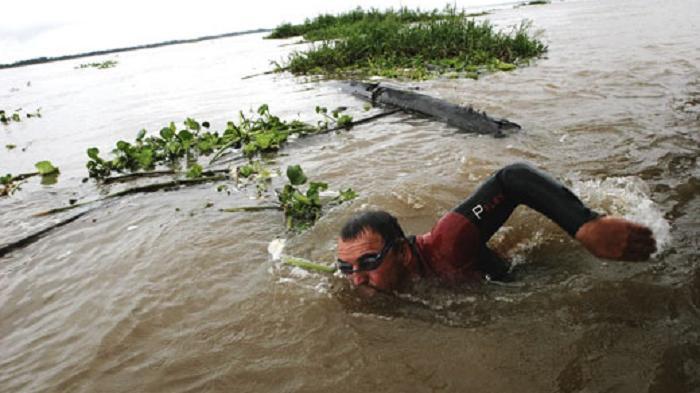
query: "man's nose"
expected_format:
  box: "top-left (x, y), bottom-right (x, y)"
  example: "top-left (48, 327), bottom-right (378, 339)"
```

top-left (352, 272), bottom-right (368, 286)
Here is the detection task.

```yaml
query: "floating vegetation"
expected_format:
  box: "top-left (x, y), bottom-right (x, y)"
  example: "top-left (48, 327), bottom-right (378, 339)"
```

top-left (80, 105), bottom-right (359, 231)
top-left (268, 6), bottom-right (546, 80)
top-left (35, 160), bottom-right (59, 176)
top-left (316, 106), bottom-right (353, 129)
top-left (224, 164), bottom-right (357, 231)
top-left (86, 104), bottom-right (351, 179)
top-left (0, 174), bottom-right (20, 196)
top-left (5, 144), bottom-right (16, 150)
top-left (279, 165), bottom-right (329, 231)
top-left (0, 165), bottom-right (55, 197)
top-left (76, 60), bottom-right (118, 69)
top-left (1, 108), bottom-right (41, 125)
top-left (2, 104), bottom-right (371, 256)
top-left (282, 255), bottom-right (336, 273)
top-left (266, 7), bottom-right (447, 40)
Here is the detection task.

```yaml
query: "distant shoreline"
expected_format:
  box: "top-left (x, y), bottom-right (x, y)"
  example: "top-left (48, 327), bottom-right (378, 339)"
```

top-left (0, 28), bottom-right (272, 70)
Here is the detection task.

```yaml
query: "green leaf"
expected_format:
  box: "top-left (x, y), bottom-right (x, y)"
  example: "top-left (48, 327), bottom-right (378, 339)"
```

top-left (87, 147), bottom-right (100, 160)
top-left (160, 126), bottom-right (175, 140)
top-left (116, 140), bottom-right (130, 152)
top-left (186, 163), bottom-right (203, 178)
top-left (136, 129), bottom-right (146, 141)
top-left (184, 118), bottom-right (200, 132)
top-left (35, 160), bottom-right (59, 175)
top-left (339, 188), bottom-right (358, 201)
top-left (167, 141), bottom-right (181, 155)
top-left (286, 165), bottom-right (307, 185)
top-left (238, 164), bottom-right (255, 178)
top-left (307, 181), bottom-right (328, 204)
top-left (336, 114), bottom-right (353, 129)
top-left (495, 61), bottom-right (516, 71)
top-left (178, 130), bottom-right (194, 141)
top-left (293, 191), bottom-right (311, 205)
top-left (134, 148), bottom-right (154, 169)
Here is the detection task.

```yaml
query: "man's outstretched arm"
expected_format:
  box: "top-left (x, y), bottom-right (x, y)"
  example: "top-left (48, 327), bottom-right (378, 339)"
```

top-left (453, 163), bottom-right (657, 261)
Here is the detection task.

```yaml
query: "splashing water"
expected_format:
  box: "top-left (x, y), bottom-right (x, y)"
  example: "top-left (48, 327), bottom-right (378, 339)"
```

top-left (571, 176), bottom-right (672, 253)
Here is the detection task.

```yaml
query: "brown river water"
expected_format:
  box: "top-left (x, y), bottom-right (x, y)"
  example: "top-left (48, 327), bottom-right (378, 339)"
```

top-left (1, 0), bottom-right (699, 391)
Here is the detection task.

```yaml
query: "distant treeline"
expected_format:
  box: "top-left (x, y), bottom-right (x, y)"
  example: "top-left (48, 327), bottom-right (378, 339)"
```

top-left (0, 28), bottom-right (271, 69)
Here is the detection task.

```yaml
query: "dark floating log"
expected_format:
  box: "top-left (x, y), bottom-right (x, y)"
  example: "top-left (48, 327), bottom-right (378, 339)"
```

top-left (344, 81), bottom-right (521, 137)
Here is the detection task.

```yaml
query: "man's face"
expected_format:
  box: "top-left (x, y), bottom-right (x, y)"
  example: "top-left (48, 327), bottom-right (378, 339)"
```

top-left (336, 228), bottom-right (406, 295)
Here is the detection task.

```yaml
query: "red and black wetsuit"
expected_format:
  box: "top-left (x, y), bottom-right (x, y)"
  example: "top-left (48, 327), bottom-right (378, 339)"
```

top-left (411, 163), bottom-right (600, 284)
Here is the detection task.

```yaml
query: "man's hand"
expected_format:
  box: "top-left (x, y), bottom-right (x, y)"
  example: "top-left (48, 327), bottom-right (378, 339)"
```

top-left (575, 216), bottom-right (657, 261)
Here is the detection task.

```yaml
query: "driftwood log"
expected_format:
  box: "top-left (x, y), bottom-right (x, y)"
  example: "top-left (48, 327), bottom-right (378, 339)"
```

top-left (344, 81), bottom-right (521, 137)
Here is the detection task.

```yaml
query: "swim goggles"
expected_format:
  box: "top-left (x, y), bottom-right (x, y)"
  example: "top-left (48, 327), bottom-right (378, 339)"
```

top-left (336, 240), bottom-right (394, 274)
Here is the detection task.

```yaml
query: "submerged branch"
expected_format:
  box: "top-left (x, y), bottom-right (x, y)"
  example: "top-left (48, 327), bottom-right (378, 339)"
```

top-left (219, 205), bottom-right (282, 213)
top-left (102, 169), bottom-right (229, 184)
top-left (12, 172), bottom-right (40, 181)
top-left (0, 209), bottom-right (95, 258)
top-left (34, 175), bottom-right (229, 217)
top-left (0, 175), bottom-right (231, 257)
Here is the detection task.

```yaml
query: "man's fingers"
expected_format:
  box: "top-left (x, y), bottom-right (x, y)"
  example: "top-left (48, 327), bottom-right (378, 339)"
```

top-left (631, 224), bottom-right (653, 237)
top-left (622, 234), bottom-right (657, 261)
top-left (622, 245), bottom-right (654, 261)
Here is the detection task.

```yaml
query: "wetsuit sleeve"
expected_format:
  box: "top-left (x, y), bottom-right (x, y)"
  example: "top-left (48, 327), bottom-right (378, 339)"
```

top-left (453, 162), bottom-right (600, 242)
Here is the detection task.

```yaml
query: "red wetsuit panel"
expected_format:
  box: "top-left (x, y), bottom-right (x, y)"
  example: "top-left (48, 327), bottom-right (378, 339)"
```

top-left (415, 211), bottom-right (482, 285)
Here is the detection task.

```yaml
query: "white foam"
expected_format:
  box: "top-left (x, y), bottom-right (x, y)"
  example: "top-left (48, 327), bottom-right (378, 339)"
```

top-left (289, 266), bottom-right (312, 278)
top-left (571, 176), bottom-right (672, 253)
top-left (267, 238), bottom-right (286, 261)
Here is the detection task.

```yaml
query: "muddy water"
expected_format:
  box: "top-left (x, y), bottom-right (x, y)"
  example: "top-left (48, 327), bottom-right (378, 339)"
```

top-left (1, 0), bottom-right (699, 391)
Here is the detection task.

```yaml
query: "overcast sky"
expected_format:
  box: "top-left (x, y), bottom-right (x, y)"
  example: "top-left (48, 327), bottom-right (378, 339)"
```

top-left (0, 0), bottom-right (514, 64)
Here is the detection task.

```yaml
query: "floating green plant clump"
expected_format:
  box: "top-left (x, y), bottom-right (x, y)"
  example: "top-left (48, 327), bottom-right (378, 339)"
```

top-left (85, 105), bottom-right (351, 179)
top-left (268, 6), bottom-right (546, 80)
top-left (1, 108), bottom-right (42, 124)
top-left (266, 7), bottom-right (446, 40)
top-left (76, 60), bottom-right (118, 69)
top-left (0, 161), bottom-right (59, 197)
top-left (0, 174), bottom-right (18, 196)
top-left (277, 165), bottom-right (356, 231)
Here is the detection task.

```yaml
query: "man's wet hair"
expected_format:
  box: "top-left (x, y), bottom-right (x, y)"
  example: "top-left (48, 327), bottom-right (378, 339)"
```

top-left (340, 210), bottom-right (406, 244)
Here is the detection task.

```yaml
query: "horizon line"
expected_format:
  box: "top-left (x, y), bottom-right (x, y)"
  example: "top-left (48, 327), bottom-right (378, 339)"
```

top-left (0, 27), bottom-right (273, 70)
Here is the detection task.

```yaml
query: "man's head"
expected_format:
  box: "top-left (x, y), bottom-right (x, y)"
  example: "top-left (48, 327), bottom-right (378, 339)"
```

top-left (336, 210), bottom-right (410, 294)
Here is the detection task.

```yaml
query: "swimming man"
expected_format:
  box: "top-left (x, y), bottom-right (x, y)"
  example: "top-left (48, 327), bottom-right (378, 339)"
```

top-left (336, 163), bottom-right (657, 295)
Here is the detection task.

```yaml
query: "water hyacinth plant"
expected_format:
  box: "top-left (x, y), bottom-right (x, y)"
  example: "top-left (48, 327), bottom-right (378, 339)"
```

top-left (1, 108), bottom-right (42, 124)
top-left (277, 165), bottom-right (356, 231)
top-left (85, 104), bottom-right (352, 179)
top-left (268, 6), bottom-right (547, 80)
